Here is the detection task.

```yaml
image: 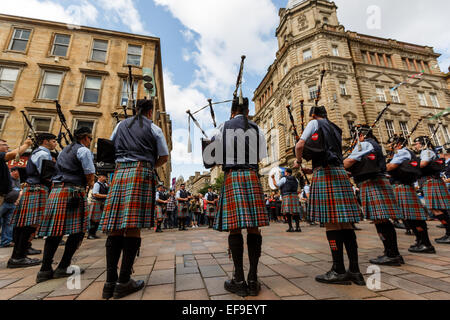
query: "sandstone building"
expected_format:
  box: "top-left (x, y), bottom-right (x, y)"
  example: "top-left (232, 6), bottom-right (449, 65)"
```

top-left (253, 0), bottom-right (450, 192)
top-left (0, 14), bottom-right (172, 186)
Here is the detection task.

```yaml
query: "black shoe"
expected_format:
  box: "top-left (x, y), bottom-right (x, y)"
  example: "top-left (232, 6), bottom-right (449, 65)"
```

top-left (396, 255), bottom-right (405, 265)
top-left (59, 240), bottom-right (65, 246)
top-left (393, 222), bottom-right (406, 230)
top-left (7, 257), bottom-right (41, 269)
top-left (53, 267), bottom-right (86, 279)
top-left (437, 224), bottom-right (446, 229)
top-left (410, 241), bottom-right (421, 250)
top-left (369, 255), bottom-right (402, 266)
top-left (182, 227), bottom-right (187, 231)
top-left (224, 279), bottom-right (248, 297)
top-left (315, 270), bottom-right (351, 285)
top-left (295, 228), bottom-right (302, 233)
top-left (435, 235), bottom-right (450, 244)
top-left (353, 226), bottom-right (362, 231)
top-left (346, 271), bottom-right (366, 286)
top-left (408, 244), bottom-right (436, 254)
top-left (36, 270), bottom-right (54, 283)
top-left (155, 229), bottom-right (163, 233)
top-left (102, 282), bottom-right (116, 299)
top-left (27, 247), bottom-right (42, 255)
top-left (178, 227), bottom-right (182, 231)
top-left (247, 279), bottom-right (261, 296)
top-left (87, 234), bottom-right (97, 240)
top-left (286, 228), bottom-right (294, 233)
top-left (113, 279), bottom-right (145, 299)
top-left (405, 230), bottom-right (413, 235)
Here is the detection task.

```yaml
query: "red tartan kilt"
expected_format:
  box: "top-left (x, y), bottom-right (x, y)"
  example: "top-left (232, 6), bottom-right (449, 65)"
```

top-left (38, 186), bottom-right (88, 237)
top-left (394, 184), bottom-right (427, 221)
top-left (155, 205), bottom-right (166, 220)
top-left (206, 204), bottom-right (216, 218)
top-left (359, 177), bottom-right (403, 221)
top-left (100, 162), bottom-right (155, 232)
top-left (281, 194), bottom-right (302, 216)
top-left (89, 200), bottom-right (104, 222)
top-left (214, 170), bottom-right (269, 232)
top-left (420, 176), bottom-right (450, 211)
top-left (177, 202), bottom-right (189, 218)
top-left (308, 166), bottom-right (361, 223)
top-left (11, 185), bottom-right (48, 228)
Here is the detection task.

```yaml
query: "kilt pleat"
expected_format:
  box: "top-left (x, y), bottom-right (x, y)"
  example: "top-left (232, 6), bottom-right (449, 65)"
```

top-left (38, 186), bottom-right (88, 237)
top-left (359, 177), bottom-right (403, 221)
top-left (206, 204), bottom-right (216, 218)
top-left (89, 200), bottom-right (104, 222)
top-left (155, 205), bottom-right (166, 220)
top-left (420, 176), bottom-right (450, 211)
top-left (394, 184), bottom-right (427, 221)
top-left (177, 202), bottom-right (189, 218)
top-left (214, 170), bottom-right (269, 232)
top-left (308, 166), bottom-right (361, 223)
top-left (100, 162), bottom-right (155, 232)
top-left (281, 194), bottom-right (302, 216)
top-left (11, 185), bottom-right (48, 228)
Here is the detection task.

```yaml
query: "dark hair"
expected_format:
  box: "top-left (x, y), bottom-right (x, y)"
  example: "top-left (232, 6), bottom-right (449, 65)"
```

top-left (358, 125), bottom-right (379, 144)
top-left (129, 99), bottom-right (154, 129)
top-left (414, 136), bottom-right (435, 150)
top-left (10, 167), bottom-right (20, 172)
top-left (309, 106), bottom-right (327, 118)
top-left (231, 97), bottom-right (250, 130)
top-left (74, 127), bottom-right (92, 141)
top-left (37, 133), bottom-right (57, 145)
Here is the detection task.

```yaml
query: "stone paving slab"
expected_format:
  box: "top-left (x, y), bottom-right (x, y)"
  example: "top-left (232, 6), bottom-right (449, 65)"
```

top-left (0, 221), bottom-right (450, 300)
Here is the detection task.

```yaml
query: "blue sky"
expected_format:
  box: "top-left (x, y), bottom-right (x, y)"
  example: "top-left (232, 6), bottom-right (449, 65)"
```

top-left (2, 0), bottom-right (449, 183)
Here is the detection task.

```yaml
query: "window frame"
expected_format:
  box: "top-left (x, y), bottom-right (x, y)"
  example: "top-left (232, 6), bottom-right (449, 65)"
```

top-left (390, 89), bottom-right (401, 103)
top-left (0, 66), bottom-right (22, 99)
top-left (332, 45), bottom-right (339, 57)
top-left (339, 82), bottom-right (347, 96)
top-left (119, 78), bottom-right (139, 107)
top-left (399, 121), bottom-right (411, 144)
top-left (428, 124), bottom-right (441, 146)
top-left (89, 38), bottom-right (110, 64)
top-left (7, 27), bottom-right (33, 54)
top-left (385, 120), bottom-right (395, 138)
top-left (126, 44), bottom-right (143, 67)
top-left (30, 115), bottom-right (54, 134)
top-left (36, 70), bottom-right (65, 102)
top-left (429, 93), bottom-right (440, 108)
top-left (0, 112), bottom-right (9, 136)
top-left (309, 85), bottom-right (319, 100)
top-left (49, 33), bottom-right (72, 58)
top-left (442, 125), bottom-right (450, 145)
top-left (303, 48), bottom-right (312, 62)
top-left (418, 92), bottom-right (427, 106)
top-left (72, 118), bottom-right (98, 148)
top-left (78, 74), bottom-right (105, 106)
top-left (376, 87), bottom-right (386, 102)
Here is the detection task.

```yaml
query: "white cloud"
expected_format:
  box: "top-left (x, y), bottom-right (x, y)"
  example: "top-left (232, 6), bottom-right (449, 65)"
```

top-left (97, 0), bottom-right (146, 34)
top-left (0, 0), bottom-right (98, 26)
top-left (180, 29), bottom-right (195, 42)
top-left (154, 0), bottom-right (278, 98)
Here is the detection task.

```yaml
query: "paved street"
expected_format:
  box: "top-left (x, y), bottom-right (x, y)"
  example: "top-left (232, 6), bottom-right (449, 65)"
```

top-left (1, 221), bottom-right (450, 300)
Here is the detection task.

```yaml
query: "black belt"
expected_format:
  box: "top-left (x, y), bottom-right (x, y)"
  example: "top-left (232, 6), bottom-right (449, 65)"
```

top-left (53, 182), bottom-right (84, 188)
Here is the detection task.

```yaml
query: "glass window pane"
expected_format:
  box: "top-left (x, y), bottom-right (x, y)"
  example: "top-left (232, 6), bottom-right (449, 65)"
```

top-left (76, 120), bottom-right (94, 131)
top-left (0, 81), bottom-right (15, 96)
top-left (33, 118), bottom-right (51, 132)
top-left (19, 29), bottom-right (31, 40)
top-left (11, 39), bottom-right (28, 51)
top-left (92, 50), bottom-right (106, 62)
top-left (83, 89), bottom-right (99, 103)
top-left (0, 114), bottom-right (5, 129)
top-left (0, 68), bottom-right (19, 81)
top-left (93, 40), bottom-right (108, 51)
top-left (40, 85), bottom-right (59, 100)
top-left (44, 72), bottom-right (62, 86)
top-left (85, 77), bottom-right (102, 89)
top-left (127, 55), bottom-right (141, 66)
top-left (53, 44), bottom-right (68, 56)
top-left (55, 34), bottom-right (70, 45)
top-left (128, 45), bottom-right (142, 55)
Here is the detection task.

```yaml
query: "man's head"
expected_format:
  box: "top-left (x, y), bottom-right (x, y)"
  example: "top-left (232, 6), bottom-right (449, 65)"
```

top-left (208, 187), bottom-right (212, 193)
top-left (37, 133), bottom-right (57, 151)
top-left (75, 127), bottom-right (93, 148)
top-left (98, 174), bottom-right (107, 183)
top-left (285, 168), bottom-right (293, 176)
top-left (354, 125), bottom-right (378, 143)
top-left (309, 106), bottom-right (327, 120)
top-left (10, 167), bottom-right (20, 180)
top-left (158, 184), bottom-right (164, 191)
top-left (231, 97), bottom-right (250, 118)
top-left (0, 139), bottom-right (8, 153)
top-left (414, 136), bottom-right (433, 152)
top-left (180, 184), bottom-right (185, 190)
top-left (136, 99), bottom-right (154, 119)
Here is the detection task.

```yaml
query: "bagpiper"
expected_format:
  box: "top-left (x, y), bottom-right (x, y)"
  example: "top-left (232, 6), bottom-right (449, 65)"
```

top-left (271, 169), bottom-right (302, 232)
top-left (8, 133), bottom-right (57, 269)
top-left (387, 135), bottom-right (435, 253)
top-left (36, 127), bottom-right (96, 283)
top-left (99, 99), bottom-right (169, 299)
top-left (344, 125), bottom-right (404, 266)
top-left (88, 173), bottom-right (109, 240)
top-left (207, 94), bottom-right (269, 297)
top-left (205, 187), bottom-right (216, 229)
top-left (414, 136), bottom-right (450, 244)
top-left (176, 184), bottom-right (190, 231)
top-left (295, 105), bottom-right (365, 286)
top-left (155, 184), bottom-right (168, 233)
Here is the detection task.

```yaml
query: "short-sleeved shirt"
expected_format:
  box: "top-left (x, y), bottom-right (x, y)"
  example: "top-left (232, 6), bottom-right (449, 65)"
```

top-left (348, 141), bottom-right (374, 161)
top-left (278, 177), bottom-right (287, 188)
top-left (300, 120), bottom-right (319, 141)
top-left (420, 149), bottom-right (437, 163)
top-left (390, 148), bottom-right (412, 165)
top-left (77, 147), bottom-right (96, 175)
top-left (30, 146), bottom-right (52, 174)
top-left (110, 122), bottom-right (169, 163)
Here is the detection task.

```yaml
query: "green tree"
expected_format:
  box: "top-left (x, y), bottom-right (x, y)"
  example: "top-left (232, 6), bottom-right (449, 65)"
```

top-left (197, 173), bottom-right (225, 195)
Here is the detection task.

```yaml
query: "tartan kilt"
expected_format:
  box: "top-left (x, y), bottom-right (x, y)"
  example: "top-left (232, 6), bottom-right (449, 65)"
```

top-left (420, 176), bottom-right (450, 211)
top-left (177, 202), bottom-right (189, 218)
top-left (100, 162), bottom-right (156, 232)
top-left (281, 194), bottom-right (302, 216)
top-left (156, 205), bottom-right (166, 220)
top-left (206, 204), bottom-right (216, 218)
top-left (308, 166), bottom-right (361, 223)
top-left (214, 170), bottom-right (269, 232)
top-left (38, 186), bottom-right (88, 237)
top-left (359, 177), bottom-right (403, 221)
top-left (394, 184), bottom-right (427, 221)
top-left (11, 185), bottom-right (48, 228)
top-left (89, 200), bottom-right (104, 223)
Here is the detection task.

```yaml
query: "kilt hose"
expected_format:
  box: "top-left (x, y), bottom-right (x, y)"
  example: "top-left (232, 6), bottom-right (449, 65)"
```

top-left (100, 162), bottom-right (156, 232)
top-left (281, 194), bottom-right (302, 216)
top-left (420, 176), bottom-right (450, 211)
top-left (206, 204), bottom-right (216, 218)
top-left (359, 177), bottom-right (403, 221)
top-left (38, 186), bottom-right (88, 237)
top-left (308, 166), bottom-right (361, 224)
top-left (11, 185), bottom-right (48, 228)
top-left (89, 200), bottom-right (104, 223)
top-left (394, 184), bottom-right (427, 221)
top-left (214, 170), bottom-right (269, 232)
top-left (155, 205), bottom-right (166, 220)
top-left (177, 202), bottom-right (189, 218)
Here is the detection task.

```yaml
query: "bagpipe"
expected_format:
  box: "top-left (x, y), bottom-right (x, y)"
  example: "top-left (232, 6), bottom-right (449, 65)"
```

top-left (20, 110), bottom-right (39, 150)
top-left (55, 100), bottom-right (74, 149)
top-left (386, 118), bottom-right (423, 160)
